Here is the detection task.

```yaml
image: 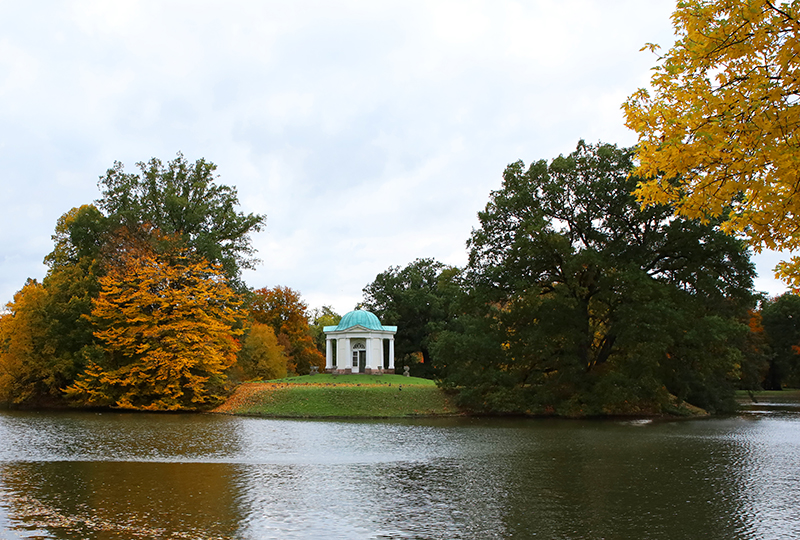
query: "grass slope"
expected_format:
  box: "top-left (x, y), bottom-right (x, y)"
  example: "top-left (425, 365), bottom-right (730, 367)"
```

top-left (736, 389), bottom-right (800, 401)
top-left (213, 374), bottom-right (461, 418)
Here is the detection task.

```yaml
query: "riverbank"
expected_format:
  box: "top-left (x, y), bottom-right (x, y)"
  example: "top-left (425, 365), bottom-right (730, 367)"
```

top-left (736, 389), bottom-right (800, 401)
top-left (211, 374), bottom-right (719, 419)
top-left (212, 374), bottom-right (462, 418)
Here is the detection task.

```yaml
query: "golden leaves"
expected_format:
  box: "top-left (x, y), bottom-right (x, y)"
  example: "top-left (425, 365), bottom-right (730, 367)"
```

top-left (66, 244), bottom-right (244, 411)
top-left (0, 281), bottom-right (50, 404)
top-left (625, 0), bottom-right (800, 287)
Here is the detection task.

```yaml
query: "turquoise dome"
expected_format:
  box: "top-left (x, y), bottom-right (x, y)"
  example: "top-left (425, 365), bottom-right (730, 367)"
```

top-left (336, 309), bottom-right (384, 331)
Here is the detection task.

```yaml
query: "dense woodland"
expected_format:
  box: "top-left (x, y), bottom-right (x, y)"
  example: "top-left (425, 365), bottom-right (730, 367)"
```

top-left (364, 143), bottom-right (793, 416)
top-left (0, 142), bottom-right (797, 414)
top-left (0, 155), bottom-right (326, 410)
top-left (2, 0), bottom-right (799, 415)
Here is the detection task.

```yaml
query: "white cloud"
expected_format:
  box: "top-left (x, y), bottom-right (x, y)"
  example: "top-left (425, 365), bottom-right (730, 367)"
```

top-left (0, 0), bottom-right (789, 315)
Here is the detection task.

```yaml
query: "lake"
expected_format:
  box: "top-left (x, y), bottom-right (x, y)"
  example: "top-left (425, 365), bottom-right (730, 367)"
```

top-left (1, 399), bottom-right (799, 539)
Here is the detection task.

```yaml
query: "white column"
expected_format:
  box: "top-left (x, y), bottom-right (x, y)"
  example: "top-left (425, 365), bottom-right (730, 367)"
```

top-left (326, 338), bottom-right (333, 370)
top-left (344, 337), bottom-right (351, 372)
top-left (389, 338), bottom-right (395, 370)
top-left (365, 337), bottom-right (372, 370)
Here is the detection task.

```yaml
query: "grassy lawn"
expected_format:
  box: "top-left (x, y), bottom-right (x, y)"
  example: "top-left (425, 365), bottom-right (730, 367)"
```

top-left (736, 388), bottom-right (800, 400)
top-left (213, 374), bottom-right (461, 418)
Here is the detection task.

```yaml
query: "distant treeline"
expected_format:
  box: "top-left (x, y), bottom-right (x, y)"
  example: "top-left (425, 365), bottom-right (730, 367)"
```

top-left (2, 144), bottom-right (799, 415)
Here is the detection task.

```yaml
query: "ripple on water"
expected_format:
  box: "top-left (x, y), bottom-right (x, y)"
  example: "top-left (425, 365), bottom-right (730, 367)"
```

top-left (2, 411), bottom-right (800, 539)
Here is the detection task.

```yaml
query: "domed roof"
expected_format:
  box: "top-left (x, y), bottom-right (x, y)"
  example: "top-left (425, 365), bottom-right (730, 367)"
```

top-left (336, 309), bottom-right (384, 331)
top-left (322, 309), bottom-right (397, 334)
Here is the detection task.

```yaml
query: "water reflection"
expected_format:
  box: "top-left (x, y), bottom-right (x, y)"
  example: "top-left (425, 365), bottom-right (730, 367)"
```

top-left (0, 411), bottom-right (245, 463)
top-left (723, 416), bottom-right (800, 539)
top-left (0, 461), bottom-right (244, 539)
top-left (231, 419), bottom-right (512, 539)
top-left (490, 420), bottom-right (746, 539)
top-left (0, 411), bottom-right (799, 539)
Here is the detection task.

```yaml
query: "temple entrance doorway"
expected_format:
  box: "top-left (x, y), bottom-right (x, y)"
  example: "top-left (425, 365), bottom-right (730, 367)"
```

top-left (352, 342), bottom-right (366, 373)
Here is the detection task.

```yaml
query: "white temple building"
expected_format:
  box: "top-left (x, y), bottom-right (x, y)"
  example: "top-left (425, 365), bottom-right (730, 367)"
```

top-left (323, 310), bottom-right (397, 374)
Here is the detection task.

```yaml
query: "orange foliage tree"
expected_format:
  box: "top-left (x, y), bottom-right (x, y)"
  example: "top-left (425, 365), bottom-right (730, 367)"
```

top-left (66, 242), bottom-right (244, 411)
top-left (0, 280), bottom-right (54, 405)
top-left (249, 286), bottom-right (324, 375)
top-left (238, 323), bottom-right (288, 380)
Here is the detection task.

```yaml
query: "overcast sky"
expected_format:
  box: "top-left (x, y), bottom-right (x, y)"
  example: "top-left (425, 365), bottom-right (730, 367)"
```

top-left (0, 0), bottom-right (789, 315)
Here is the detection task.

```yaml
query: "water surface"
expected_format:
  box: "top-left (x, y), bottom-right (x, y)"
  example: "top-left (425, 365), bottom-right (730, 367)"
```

top-left (1, 401), bottom-right (798, 539)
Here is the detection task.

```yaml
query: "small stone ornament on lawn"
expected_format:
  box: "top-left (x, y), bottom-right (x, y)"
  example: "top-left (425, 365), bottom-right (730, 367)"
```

top-left (403, 366), bottom-right (410, 377)
top-left (310, 366), bottom-right (319, 375)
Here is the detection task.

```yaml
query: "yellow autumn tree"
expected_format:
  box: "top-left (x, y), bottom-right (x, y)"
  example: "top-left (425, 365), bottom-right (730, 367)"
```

top-left (238, 323), bottom-right (288, 380)
top-left (66, 244), bottom-right (244, 411)
top-left (0, 280), bottom-right (53, 405)
top-left (249, 286), bottom-right (325, 375)
top-left (623, 0), bottom-right (800, 287)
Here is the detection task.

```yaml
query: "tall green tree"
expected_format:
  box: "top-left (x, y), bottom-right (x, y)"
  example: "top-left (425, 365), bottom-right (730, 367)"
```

top-left (361, 258), bottom-right (460, 378)
top-left (40, 205), bottom-right (108, 389)
top-left (97, 153), bottom-right (265, 284)
top-left (0, 205), bottom-right (108, 407)
top-left (308, 306), bottom-right (342, 354)
top-left (434, 141), bottom-right (757, 415)
top-left (45, 204), bottom-right (109, 270)
top-left (761, 293), bottom-right (800, 389)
